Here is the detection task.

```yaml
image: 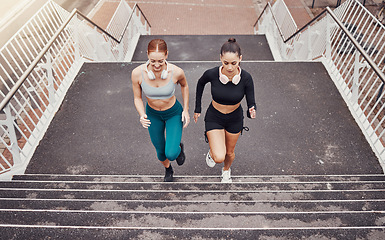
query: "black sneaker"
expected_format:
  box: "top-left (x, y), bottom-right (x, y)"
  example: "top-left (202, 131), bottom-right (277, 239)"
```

top-left (176, 143), bottom-right (185, 166)
top-left (164, 164), bottom-right (173, 182)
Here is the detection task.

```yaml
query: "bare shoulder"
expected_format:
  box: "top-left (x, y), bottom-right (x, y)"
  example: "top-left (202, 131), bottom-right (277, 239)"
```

top-left (131, 64), bottom-right (143, 83)
top-left (170, 63), bottom-right (185, 78)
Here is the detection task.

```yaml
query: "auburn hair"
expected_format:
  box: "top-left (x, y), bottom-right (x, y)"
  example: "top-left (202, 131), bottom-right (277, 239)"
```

top-left (147, 39), bottom-right (168, 53)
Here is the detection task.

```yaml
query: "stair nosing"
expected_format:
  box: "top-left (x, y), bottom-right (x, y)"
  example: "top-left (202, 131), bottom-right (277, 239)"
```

top-left (0, 224), bottom-right (384, 230)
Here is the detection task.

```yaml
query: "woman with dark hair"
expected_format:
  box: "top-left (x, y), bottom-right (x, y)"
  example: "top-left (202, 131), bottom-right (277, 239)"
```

top-left (194, 38), bottom-right (256, 183)
top-left (131, 39), bottom-right (190, 182)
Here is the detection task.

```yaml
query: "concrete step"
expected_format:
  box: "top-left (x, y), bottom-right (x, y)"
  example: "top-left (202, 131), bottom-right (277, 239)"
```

top-left (0, 199), bottom-right (384, 212)
top-left (2, 180), bottom-right (385, 191)
top-left (1, 188), bottom-right (384, 201)
top-left (0, 210), bottom-right (385, 228)
top-left (12, 174), bottom-right (385, 182)
top-left (1, 174), bottom-right (384, 239)
top-left (1, 227), bottom-right (383, 240)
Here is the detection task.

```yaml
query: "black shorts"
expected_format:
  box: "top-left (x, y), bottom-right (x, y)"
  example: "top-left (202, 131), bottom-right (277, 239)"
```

top-left (204, 103), bottom-right (244, 134)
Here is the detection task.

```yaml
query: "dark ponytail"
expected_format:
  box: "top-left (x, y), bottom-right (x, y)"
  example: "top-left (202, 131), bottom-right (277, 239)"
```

top-left (220, 38), bottom-right (241, 56)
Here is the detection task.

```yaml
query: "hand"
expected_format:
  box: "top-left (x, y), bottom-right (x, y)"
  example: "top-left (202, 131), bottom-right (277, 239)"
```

top-left (249, 106), bottom-right (256, 119)
top-left (182, 110), bottom-right (190, 128)
top-left (193, 113), bottom-right (200, 123)
top-left (140, 115), bottom-right (151, 128)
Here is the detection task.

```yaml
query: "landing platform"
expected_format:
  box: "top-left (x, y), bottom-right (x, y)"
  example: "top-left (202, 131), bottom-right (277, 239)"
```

top-left (26, 61), bottom-right (383, 176)
top-left (132, 35), bottom-right (274, 61)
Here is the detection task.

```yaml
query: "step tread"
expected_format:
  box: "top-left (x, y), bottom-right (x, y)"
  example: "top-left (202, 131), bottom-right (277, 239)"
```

top-left (0, 199), bottom-right (384, 212)
top-left (0, 211), bottom-right (384, 228)
top-left (0, 226), bottom-right (384, 240)
top-left (12, 174), bottom-right (385, 183)
top-left (1, 181), bottom-right (384, 191)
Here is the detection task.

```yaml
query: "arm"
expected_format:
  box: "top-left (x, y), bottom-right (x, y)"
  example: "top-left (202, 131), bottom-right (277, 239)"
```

top-left (131, 67), bottom-right (151, 128)
top-left (194, 70), bottom-right (209, 123)
top-left (175, 66), bottom-right (190, 128)
top-left (245, 73), bottom-right (256, 119)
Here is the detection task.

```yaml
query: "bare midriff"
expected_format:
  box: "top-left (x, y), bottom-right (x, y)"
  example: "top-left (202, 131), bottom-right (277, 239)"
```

top-left (212, 100), bottom-right (241, 114)
top-left (147, 95), bottom-right (176, 111)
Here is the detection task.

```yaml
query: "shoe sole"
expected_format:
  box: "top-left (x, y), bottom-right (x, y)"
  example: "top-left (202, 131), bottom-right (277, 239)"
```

top-left (176, 143), bottom-right (185, 166)
top-left (206, 152), bottom-right (215, 168)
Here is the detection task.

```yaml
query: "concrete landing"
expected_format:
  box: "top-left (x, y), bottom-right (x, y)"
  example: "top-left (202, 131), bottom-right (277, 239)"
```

top-left (132, 35), bottom-right (274, 61)
top-left (26, 61), bottom-right (383, 176)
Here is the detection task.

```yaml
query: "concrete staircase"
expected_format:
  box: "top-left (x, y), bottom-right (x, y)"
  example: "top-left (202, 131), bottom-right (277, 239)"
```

top-left (1, 174), bottom-right (385, 239)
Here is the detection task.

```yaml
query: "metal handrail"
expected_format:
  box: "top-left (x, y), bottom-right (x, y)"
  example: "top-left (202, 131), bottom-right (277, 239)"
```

top-left (325, 7), bottom-right (385, 84)
top-left (284, 9), bottom-right (327, 43)
top-left (0, 3), bottom-right (151, 112)
top-left (0, 8), bottom-right (76, 112)
top-left (253, 2), bottom-right (270, 28)
top-left (254, 2), bottom-right (385, 84)
top-left (76, 10), bottom-right (120, 43)
top-left (119, 3), bottom-right (151, 42)
top-left (255, 2), bottom-right (286, 41)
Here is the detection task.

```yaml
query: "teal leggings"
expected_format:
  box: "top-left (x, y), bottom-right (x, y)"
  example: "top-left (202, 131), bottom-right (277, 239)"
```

top-left (146, 100), bottom-right (183, 162)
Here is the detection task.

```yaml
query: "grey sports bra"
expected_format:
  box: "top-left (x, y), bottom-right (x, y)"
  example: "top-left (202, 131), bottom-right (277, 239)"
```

top-left (140, 64), bottom-right (176, 100)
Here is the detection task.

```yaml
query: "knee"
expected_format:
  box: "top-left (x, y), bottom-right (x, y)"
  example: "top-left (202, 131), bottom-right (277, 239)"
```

top-left (211, 151), bottom-right (226, 163)
top-left (165, 147), bottom-right (180, 161)
top-left (226, 151), bottom-right (235, 159)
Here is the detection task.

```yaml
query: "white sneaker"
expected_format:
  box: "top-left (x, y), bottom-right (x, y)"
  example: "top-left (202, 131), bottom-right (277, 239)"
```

top-left (206, 150), bottom-right (215, 168)
top-left (221, 168), bottom-right (232, 183)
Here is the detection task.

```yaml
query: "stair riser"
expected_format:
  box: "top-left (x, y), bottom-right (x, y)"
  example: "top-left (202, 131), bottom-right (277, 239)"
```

top-left (1, 199), bottom-right (384, 212)
top-left (0, 211), bottom-right (384, 228)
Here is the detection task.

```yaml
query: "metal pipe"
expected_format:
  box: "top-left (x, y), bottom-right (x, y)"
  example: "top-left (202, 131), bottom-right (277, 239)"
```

top-left (325, 7), bottom-right (385, 84)
top-left (0, 4), bottom-right (148, 111)
top-left (76, 10), bottom-right (120, 43)
top-left (0, 9), bottom-right (77, 111)
top-left (284, 9), bottom-right (327, 43)
top-left (119, 3), bottom-right (152, 41)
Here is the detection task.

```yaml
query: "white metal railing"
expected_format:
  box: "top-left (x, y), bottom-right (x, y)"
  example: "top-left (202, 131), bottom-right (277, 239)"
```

top-left (256, 0), bottom-right (385, 171)
top-left (0, 0), bottom-right (151, 179)
top-left (106, 1), bottom-right (151, 61)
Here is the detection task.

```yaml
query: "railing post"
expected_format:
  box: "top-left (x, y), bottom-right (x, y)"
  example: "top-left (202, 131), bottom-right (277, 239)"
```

top-left (39, 52), bottom-right (56, 104)
top-left (352, 50), bottom-right (367, 103)
top-left (1, 104), bottom-right (22, 166)
top-left (73, 20), bottom-right (81, 62)
top-left (325, 15), bottom-right (332, 62)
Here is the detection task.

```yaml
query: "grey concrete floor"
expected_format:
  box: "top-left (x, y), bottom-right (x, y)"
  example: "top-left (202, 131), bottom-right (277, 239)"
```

top-left (26, 59), bottom-right (383, 176)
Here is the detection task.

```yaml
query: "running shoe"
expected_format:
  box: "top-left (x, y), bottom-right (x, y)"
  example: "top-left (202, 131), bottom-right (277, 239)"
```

top-left (221, 168), bottom-right (232, 183)
top-left (206, 150), bottom-right (215, 168)
top-left (176, 143), bottom-right (185, 166)
top-left (164, 164), bottom-right (174, 182)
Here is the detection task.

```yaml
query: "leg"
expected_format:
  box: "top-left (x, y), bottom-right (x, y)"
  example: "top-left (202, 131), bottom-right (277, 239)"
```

top-left (206, 129), bottom-right (226, 163)
top-left (147, 111), bottom-right (167, 162)
top-left (164, 113), bottom-right (183, 161)
top-left (223, 130), bottom-right (241, 170)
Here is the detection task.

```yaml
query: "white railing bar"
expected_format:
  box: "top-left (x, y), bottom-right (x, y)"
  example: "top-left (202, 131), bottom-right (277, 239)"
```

top-left (326, 7), bottom-right (385, 84)
top-left (0, 8), bottom-right (121, 111)
top-left (119, 4), bottom-right (152, 41)
top-left (24, 25), bottom-right (42, 55)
